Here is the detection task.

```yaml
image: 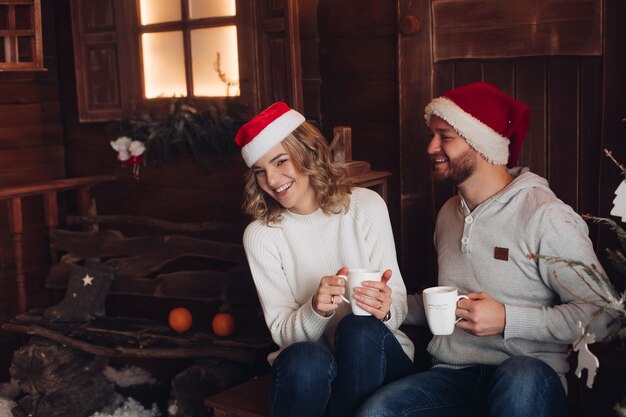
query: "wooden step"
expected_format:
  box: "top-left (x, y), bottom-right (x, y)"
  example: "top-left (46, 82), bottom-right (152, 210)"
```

top-left (204, 373), bottom-right (271, 417)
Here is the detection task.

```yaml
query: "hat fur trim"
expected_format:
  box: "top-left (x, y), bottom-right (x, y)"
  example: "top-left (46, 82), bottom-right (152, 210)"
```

top-left (425, 97), bottom-right (510, 166)
top-left (241, 109), bottom-right (305, 167)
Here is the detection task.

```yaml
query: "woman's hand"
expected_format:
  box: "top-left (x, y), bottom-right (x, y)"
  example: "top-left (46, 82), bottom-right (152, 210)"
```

top-left (312, 267), bottom-right (348, 317)
top-left (353, 269), bottom-right (393, 321)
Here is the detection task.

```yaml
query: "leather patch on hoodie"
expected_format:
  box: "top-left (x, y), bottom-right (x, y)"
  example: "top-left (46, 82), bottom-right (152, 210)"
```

top-left (494, 247), bottom-right (509, 261)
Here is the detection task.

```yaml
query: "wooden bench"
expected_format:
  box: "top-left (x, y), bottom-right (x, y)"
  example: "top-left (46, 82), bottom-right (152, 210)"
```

top-left (205, 373), bottom-right (271, 417)
top-left (203, 326), bottom-right (433, 416)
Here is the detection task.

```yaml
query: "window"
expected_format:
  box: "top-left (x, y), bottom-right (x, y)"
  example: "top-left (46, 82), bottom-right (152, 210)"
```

top-left (137, 0), bottom-right (240, 99)
top-left (71, 0), bottom-right (303, 122)
top-left (0, 0), bottom-right (44, 71)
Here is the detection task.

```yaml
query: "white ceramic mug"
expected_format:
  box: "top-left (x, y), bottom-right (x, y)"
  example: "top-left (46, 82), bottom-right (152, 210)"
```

top-left (423, 286), bottom-right (469, 335)
top-left (338, 268), bottom-right (381, 316)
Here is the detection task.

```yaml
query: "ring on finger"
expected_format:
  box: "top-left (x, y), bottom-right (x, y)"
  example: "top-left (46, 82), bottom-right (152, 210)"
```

top-left (331, 295), bottom-right (335, 304)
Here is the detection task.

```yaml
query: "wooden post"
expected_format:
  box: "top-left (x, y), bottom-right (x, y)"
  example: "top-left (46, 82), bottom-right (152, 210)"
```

top-left (331, 126), bottom-right (353, 163)
top-left (43, 191), bottom-right (59, 228)
top-left (77, 186), bottom-right (99, 232)
top-left (330, 126), bottom-right (391, 202)
top-left (330, 126), bottom-right (371, 176)
top-left (7, 197), bottom-right (26, 313)
top-left (76, 186), bottom-right (92, 216)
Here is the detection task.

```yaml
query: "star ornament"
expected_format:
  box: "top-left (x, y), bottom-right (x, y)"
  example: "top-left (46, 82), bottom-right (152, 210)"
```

top-left (610, 180), bottom-right (626, 222)
top-left (82, 274), bottom-right (95, 286)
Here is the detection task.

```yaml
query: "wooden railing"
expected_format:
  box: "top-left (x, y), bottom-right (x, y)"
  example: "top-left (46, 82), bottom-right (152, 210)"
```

top-left (0, 176), bottom-right (116, 313)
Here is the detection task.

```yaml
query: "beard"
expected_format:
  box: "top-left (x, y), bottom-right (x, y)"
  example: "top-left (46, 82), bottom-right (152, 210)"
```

top-left (433, 148), bottom-right (477, 185)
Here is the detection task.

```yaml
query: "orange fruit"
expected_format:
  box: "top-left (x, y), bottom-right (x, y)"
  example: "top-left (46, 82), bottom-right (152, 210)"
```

top-left (212, 312), bottom-right (235, 337)
top-left (168, 307), bottom-right (193, 333)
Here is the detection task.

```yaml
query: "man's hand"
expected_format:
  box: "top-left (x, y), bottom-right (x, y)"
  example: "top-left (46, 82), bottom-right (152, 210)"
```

top-left (455, 291), bottom-right (505, 336)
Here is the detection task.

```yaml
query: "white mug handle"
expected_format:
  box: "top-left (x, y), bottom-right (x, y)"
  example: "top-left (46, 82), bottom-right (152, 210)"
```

top-left (454, 294), bottom-right (470, 323)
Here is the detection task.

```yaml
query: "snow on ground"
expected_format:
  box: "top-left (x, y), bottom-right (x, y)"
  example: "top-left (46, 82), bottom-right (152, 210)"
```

top-left (1, 366), bottom-right (176, 417)
top-left (103, 365), bottom-right (157, 388)
top-left (90, 397), bottom-right (161, 417)
top-left (89, 365), bottom-right (171, 417)
top-left (0, 397), bottom-right (17, 417)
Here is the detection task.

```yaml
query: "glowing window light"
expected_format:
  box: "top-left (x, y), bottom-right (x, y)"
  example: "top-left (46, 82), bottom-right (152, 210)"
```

top-left (191, 26), bottom-right (240, 97)
top-left (188, 0), bottom-right (236, 19)
top-left (2, 37), bottom-right (10, 62)
top-left (142, 32), bottom-right (187, 98)
top-left (139, 0), bottom-right (181, 25)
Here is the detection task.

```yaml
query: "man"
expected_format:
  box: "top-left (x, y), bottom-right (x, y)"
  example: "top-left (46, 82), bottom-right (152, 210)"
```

top-left (356, 82), bottom-right (613, 417)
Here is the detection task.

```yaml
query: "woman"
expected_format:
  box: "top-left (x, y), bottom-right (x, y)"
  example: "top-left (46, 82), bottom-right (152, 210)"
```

top-left (235, 102), bottom-right (414, 417)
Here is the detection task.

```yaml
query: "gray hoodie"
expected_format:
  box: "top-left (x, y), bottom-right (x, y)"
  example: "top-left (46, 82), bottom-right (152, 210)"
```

top-left (407, 168), bottom-right (613, 389)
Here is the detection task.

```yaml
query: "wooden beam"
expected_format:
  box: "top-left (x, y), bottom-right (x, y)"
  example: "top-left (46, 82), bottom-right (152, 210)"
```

top-left (432, 0), bottom-right (602, 62)
top-left (0, 175), bottom-right (115, 200)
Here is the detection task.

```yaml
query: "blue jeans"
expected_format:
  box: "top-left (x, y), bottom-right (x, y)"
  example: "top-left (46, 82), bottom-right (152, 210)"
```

top-left (355, 356), bottom-right (566, 417)
top-left (270, 315), bottom-right (414, 417)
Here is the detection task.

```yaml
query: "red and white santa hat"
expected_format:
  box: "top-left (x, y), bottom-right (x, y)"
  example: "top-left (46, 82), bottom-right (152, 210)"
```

top-left (235, 102), bottom-right (306, 167)
top-left (424, 82), bottom-right (530, 167)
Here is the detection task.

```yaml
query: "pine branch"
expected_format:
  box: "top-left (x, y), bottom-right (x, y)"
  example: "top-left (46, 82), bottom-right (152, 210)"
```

top-left (604, 148), bottom-right (626, 176)
top-left (108, 99), bottom-right (245, 169)
top-left (528, 253), bottom-right (625, 317)
top-left (583, 214), bottom-right (626, 253)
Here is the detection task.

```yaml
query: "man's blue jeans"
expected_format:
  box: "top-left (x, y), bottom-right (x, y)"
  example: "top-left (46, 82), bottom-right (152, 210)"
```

top-left (355, 356), bottom-right (566, 417)
top-left (269, 314), bottom-right (414, 417)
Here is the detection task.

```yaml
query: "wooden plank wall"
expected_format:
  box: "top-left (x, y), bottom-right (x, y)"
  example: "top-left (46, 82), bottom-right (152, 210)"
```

top-left (431, 51), bottom-right (626, 300)
top-left (52, 0), bottom-right (250, 228)
top-left (299, 0), bottom-right (321, 121)
top-left (432, 58), bottom-right (604, 217)
top-left (52, 0), bottom-right (253, 331)
top-left (316, 0), bottom-right (403, 255)
top-left (597, 0), bottom-right (626, 295)
top-left (0, 0), bottom-right (66, 378)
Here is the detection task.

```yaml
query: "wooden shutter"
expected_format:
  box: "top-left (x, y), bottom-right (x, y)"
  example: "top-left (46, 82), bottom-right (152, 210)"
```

top-left (70, 0), bottom-right (123, 122)
top-left (255, 0), bottom-right (303, 112)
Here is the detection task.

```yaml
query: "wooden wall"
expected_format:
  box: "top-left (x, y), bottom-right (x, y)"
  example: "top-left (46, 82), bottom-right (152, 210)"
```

top-left (51, 0), bottom-right (252, 328)
top-left (427, 57), bottom-right (623, 295)
top-left (299, 0), bottom-right (321, 121)
top-left (598, 0), bottom-right (626, 294)
top-left (421, 0), bottom-right (625, 294)
top-left (52, 1), bottom-right (250, 226)
top-left (0, 0), bottom-right (66, 378)
top-left (316, 0), bottom-right (403, 264)
top-left (316, 0), bottom-right (626, 297)
top-left (432, 58), bottom-right (604, 216)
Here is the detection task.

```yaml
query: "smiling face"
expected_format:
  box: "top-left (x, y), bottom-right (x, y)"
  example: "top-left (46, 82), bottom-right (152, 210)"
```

top-left (252, 141), bottom-right (318, 215)
top-left (427, 116), bottom-right (479, 185)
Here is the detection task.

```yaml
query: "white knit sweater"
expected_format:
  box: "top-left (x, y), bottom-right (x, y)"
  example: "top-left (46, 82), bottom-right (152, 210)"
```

top-left (243, 187), bottom-right (414, 364)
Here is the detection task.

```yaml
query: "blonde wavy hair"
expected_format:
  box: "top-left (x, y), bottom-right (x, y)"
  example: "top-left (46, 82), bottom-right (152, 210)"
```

top-left (242, 122), bottom-right (351, 225)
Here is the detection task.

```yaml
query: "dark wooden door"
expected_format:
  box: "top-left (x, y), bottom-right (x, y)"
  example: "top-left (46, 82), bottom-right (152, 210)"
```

top-left (396, 0), bottom-right (622, 290)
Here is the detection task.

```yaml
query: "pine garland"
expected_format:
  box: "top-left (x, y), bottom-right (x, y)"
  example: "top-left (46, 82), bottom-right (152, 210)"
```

top-left (108, 100), bottom-right (246, 170)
